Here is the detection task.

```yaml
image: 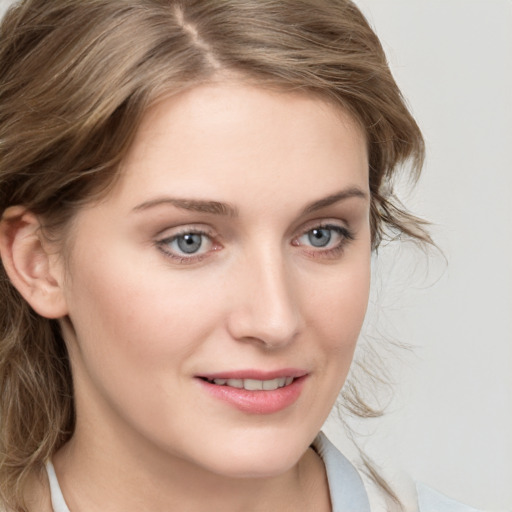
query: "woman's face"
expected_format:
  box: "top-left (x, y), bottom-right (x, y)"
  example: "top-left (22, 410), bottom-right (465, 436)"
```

top-left (58, 81), bottom-right (371, 477)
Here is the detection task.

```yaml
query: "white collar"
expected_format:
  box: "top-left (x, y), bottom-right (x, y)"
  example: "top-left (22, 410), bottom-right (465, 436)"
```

top-left (312, 431), bottom-right (371, 512)
top-left (45, 460), bottom-right (70, 512)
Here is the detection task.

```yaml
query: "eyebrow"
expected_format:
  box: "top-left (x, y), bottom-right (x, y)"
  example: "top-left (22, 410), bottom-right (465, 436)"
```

top-left (132, 197), bottom-right (239, 217)
top-left (132, 186), bottom-right (367, 217)
top-left (301, 187), bottom-right (368, 215)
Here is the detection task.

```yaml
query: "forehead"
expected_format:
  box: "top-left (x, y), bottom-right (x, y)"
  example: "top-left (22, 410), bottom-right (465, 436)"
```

top-left (112, 80), bottom-right (369, 211)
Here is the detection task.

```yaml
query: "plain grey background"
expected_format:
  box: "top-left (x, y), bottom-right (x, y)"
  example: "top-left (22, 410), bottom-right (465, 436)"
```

top-left (1, 0), bottom-right (511, 510)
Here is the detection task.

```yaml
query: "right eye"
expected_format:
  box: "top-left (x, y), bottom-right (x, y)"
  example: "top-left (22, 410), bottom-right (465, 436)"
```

top-left (156, 229), bottom-right (218, 262)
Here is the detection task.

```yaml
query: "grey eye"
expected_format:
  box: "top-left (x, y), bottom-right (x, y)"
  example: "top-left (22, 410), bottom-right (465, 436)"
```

top-left (175, 233), bottom-right (204, 254)
top-left (307, 228), bottom-right (332, 248)
top-left (157, 229), bottom-right (215, 262)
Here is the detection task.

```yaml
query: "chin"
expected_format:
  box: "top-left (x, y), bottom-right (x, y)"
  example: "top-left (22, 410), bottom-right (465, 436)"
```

top-left (209, 453), bottom-right (302, 480)
top-left (189, 429), bottom-right (314, 480)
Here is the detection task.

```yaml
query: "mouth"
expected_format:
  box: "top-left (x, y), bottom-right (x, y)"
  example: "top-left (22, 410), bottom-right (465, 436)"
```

top-left (199, 376), bottom-right (295, 391)
top-left (196, 370), bottom-right (308, 414)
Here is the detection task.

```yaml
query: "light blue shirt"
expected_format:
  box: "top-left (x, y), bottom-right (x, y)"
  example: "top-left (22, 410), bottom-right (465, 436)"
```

top-left (312, 432), bottom-right (483, 512)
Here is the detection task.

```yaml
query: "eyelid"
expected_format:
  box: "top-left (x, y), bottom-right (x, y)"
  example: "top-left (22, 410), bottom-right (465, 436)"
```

top-left (154, 222), bottom-right (215, 238)
top-left (295, 217), bottom-right (352, 240)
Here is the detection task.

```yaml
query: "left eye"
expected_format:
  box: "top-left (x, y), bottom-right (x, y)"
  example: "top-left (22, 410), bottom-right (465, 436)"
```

top-left (306, 227), bottom-right (333, 247)
top-left (297, 225), bottom-right (350, 249)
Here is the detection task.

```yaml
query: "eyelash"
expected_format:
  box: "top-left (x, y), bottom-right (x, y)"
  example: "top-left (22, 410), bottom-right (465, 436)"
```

top-left (155, 223), bottom-right (355, 264)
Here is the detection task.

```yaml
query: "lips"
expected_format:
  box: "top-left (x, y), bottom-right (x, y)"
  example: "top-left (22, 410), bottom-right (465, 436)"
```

top-left (196, 369), bottom-right (308, 414)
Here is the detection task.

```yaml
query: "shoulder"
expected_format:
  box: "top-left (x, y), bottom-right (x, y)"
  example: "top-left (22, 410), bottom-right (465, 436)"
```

top-left (313, 432), bottom-right (485, 512)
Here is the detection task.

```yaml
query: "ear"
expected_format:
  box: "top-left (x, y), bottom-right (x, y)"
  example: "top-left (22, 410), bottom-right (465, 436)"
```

top-left (0, 206), bottom-right (68, 319)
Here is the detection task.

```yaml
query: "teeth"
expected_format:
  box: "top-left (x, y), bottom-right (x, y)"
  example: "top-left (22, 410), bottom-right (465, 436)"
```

top-left (265, 377), bottom-right (286, 390)
top-left (244, 379), bottom-right (263, 390)
top-left (211, 377), bottom-right (294, 390)
top-left (225, 379), bottom-right (243, 388)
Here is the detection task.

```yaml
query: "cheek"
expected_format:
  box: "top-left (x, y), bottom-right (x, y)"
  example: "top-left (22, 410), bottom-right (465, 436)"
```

top-left (61, 251), bottom-right (227, 440)
top-left (293, 254), bottom-right (371, 428)
top-left (305, 258), bottom-right (371, 353)
top-left (303, 254), bottom-right (371, 409)
top-left (62, 244), bottom-right (224, 383)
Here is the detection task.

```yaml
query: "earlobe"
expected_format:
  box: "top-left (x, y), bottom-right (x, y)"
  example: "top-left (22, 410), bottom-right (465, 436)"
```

top-left (0, 206), bottom-right (68, 319)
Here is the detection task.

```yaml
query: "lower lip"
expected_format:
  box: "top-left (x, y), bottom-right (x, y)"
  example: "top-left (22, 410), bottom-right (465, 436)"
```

top-left (197, 376), bottom-right (307, 414)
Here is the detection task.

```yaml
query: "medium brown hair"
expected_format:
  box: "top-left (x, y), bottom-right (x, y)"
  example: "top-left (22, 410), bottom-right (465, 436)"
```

top-left (0, 0), bottom-right (428, 509)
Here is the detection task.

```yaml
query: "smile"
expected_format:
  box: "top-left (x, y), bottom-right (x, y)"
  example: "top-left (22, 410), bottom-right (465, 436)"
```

top-left (204, 377), bottom-right (295, 391)
top-left (197, 371), bottom-right (308, 414)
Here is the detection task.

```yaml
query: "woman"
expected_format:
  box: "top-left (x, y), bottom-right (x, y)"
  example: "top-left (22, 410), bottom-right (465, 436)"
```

top-left (0, 1), bottom-right (481, 511)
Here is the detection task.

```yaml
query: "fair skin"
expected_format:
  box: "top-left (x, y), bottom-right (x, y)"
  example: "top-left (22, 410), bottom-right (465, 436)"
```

top-left (1, 81), bottom-right (371, 511)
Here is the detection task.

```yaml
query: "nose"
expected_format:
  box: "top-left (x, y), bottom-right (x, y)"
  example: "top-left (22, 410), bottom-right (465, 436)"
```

top-left (225, 247), bottom-right (302, 349)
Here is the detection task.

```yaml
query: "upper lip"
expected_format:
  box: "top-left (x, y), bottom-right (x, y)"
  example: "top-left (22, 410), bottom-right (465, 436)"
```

top-left (197, 369), bottom-right (308, 380)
